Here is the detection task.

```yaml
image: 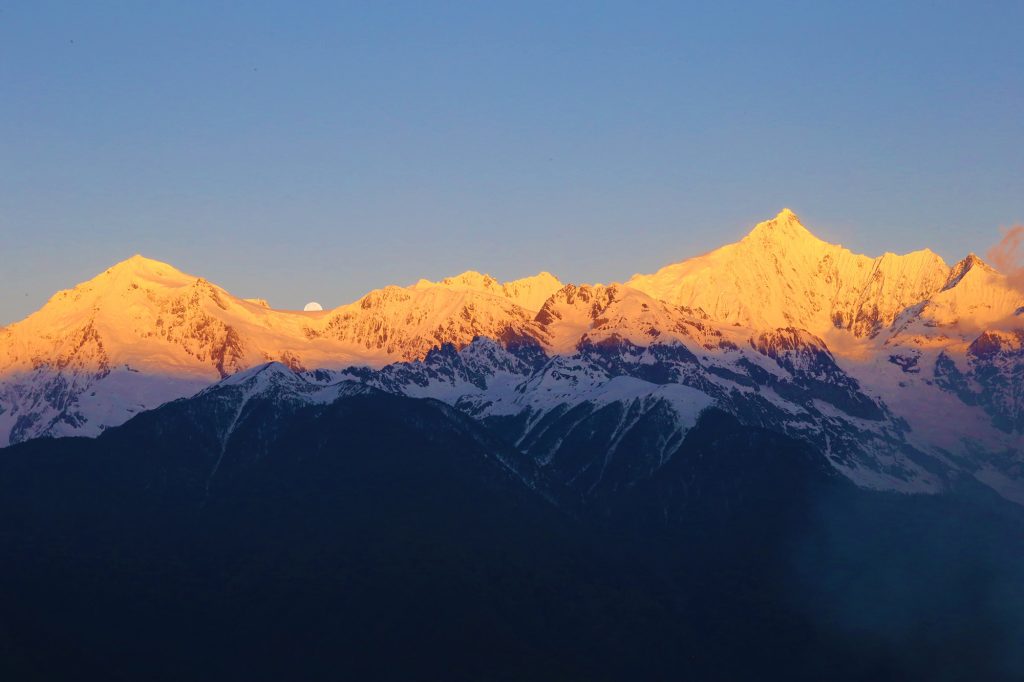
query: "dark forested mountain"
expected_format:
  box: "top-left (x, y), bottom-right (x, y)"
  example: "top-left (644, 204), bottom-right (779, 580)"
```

top-left (1, 369), bottom-right (1022, 681)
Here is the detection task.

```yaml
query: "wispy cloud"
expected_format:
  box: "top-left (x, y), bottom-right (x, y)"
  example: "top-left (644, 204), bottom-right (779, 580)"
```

top-left (986, 225), bottom-right (1024, 292)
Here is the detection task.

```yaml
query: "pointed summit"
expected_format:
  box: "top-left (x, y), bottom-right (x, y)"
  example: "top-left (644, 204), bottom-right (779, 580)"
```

top-left (106, 253), bottom-right (177, 271)
top-left (444, 270), bottom-right (501, 290)
top-left (99, 254), bottom-right (190, 283)
top-left (627, 209), bottom-right (951, 336)
top-left (743, 208), bottom-right (820, 246)
top-left (502, 271), bottom-right (564, 311)
top-left (943, 253), bottom-right (995, 291)
top-left (39, 255), bottom-right (197, 305)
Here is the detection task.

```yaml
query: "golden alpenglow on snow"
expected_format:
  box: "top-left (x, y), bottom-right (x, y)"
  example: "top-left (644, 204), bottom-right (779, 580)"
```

top-left (3, 5), bottom-right (1023, 677)
top-left (2, 210), bottom-right (1023, 509)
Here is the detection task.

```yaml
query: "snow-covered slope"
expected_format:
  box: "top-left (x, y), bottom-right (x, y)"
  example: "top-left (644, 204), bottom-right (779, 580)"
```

top-left (340, 324), bottom-right (944, 496)
top-left (627, 209), bottom-right (951, 338)
top-left (2, 210), bottom-right (1022, 504)
top-left (889, 254), bottom-right (1024, 344)
top-left (0, 256), bottom-right (558, 444)
top-left (411, 270), bottom-right (563, 312)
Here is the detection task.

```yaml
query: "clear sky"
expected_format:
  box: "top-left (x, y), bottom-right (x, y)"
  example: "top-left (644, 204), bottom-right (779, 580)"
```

top-left (1, 1), bottom-right (1021, 324)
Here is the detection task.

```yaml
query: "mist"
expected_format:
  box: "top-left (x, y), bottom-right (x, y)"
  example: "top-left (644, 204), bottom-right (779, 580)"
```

top-left (987, 225), bottom-right (1024, 292)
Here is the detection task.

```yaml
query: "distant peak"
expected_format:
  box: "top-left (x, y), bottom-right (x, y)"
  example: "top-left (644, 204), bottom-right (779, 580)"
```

top-left (75, 255), bottom-right (193, 291)
top-left (963, 252), bottom-right (987, 267)
top-left (943, 252), bottom-right (995, 291)
top-left (124, 253), bottom-right (165, 265)
top-left (744, 208), bottom-right (819, 245)
top-left (104, 254), bottom-right (184, 276)
top-left (447, 270), bottom-right (500, 287)
top-left (413, 270), bottom-right (562, 294)
top-left (413, 270), bottom-right (500, 291)
top-left (213, 361), bottom-right (299, 391)
top-left (769, 207), bottom-right (805, 227)
top-left (507, 271), bottom-right (562, 287)
top-left (36, 254), bottom-right (199, 309)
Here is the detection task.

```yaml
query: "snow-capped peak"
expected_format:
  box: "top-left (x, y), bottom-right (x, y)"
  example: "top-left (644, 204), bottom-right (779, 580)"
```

top-left (94, 254), bottom-right (193, 285)
top-left (3, 206), bottom-right (1023, 509)
top-left (943, 253), bottom-right (996, 291)
top-left (411, 270), bottom-right (562, 312)
top-left (743, 208), bottom-right (821, 245)
top-left (413, 270), bottom-right (502, 293)
top-left (626, 210), bottom-right (951, 339)
top-left (215, 361), bottom-right (299, 389)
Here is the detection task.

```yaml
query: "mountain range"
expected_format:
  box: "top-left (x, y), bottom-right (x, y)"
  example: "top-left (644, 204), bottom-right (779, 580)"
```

top-left (3, 209), bottom-right (1021, 504)
top-left (4, 209), bottom-right (1024, 680)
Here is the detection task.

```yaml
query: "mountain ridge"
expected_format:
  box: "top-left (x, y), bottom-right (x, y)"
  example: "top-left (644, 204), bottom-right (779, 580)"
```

top-left (626, 209), bottom-right (955, 338)
top-left (1, 209), bottom-right (1022, 505)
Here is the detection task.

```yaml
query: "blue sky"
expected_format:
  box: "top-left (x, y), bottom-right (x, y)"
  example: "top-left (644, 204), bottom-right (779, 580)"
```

top-left (1, 1), bottom-right (1021, 323)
